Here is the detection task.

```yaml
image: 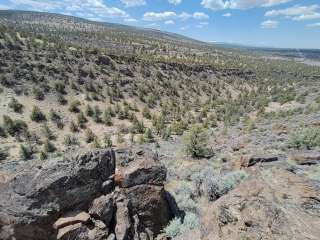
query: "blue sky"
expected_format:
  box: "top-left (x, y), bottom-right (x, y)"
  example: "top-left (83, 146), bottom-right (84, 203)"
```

top-left (0, 0), bottom-right (320, 49)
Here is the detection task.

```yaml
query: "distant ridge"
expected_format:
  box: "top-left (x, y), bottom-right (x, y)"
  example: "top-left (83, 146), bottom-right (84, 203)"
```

top-left (0, 10), bottom-right (211, 50)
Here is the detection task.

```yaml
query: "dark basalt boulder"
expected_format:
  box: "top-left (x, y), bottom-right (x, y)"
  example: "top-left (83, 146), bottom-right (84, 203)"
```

top-left (0, 148), bottom-right (174, 240)
top-left (120, 152), bottom-right (167, 188)
top-left (0, 149), bottom-right (116, 240)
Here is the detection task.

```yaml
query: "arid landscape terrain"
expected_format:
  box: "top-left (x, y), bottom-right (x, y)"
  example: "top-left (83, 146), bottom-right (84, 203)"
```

top-left (1, 10), bottom-right (320, 240)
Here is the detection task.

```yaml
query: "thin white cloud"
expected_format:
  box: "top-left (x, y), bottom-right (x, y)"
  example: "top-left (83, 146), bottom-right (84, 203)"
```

top-left (307, 22), bottom-right (320, 28)
top-left (124, 18), bottom-right (138, 22)
top-left (168, 0), bottom-right (182, 5)
top-left (143, 11), bottom-right (177, 21)
top-left (261, 20), bottom-right (279, 28)
top-left (120, 0), bottom-right (146, 7)
top-left (265, 5), bottom-right (320, 21)
top-left (165, 20), bottom-right (175, 25)
top-left (193, 12), bottom-right (209, 20)
top-left (201, 0), bottom-right (293, 10)
top-left (223, 12), bottom-right (232, 17)
top-left (143, 11), bottom-right (209, 22)
top-left (179, 12), bottom-right (192, 20)
top-left (9, 0), bottom-right (128, 18)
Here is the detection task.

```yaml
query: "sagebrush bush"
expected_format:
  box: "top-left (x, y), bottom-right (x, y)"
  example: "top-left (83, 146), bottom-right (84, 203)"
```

top-left (3, 115), bottom-right (28, 137)
top-left (92, 105), bottom-right (102, 123)
top-left (49, 109), bottom-right (64, 129)
top-left (57, 94), bottom-right (67, 105)
top-left (102, 109), bottom-right (113, 126)
top-left (164, 212), bottom-right (199, 238)
top-left (41, 124), bottom-right (55, 140)
top-left (69, 121), bottom-right (79, 132)
top-left (143, 128), bottom-right (154, 143)
top-left (64, 135), bottom-right (79, 146)
top-left (77, 111), bottom-right (87, 128)
top-left (30, 106), bottom-right (46, 122)
top-left (0, 148), bottom-right (9, 161)
top-left (289, 127), bottom-right (320, 150)
top-left (69, 100), bottom-right (81, 113)
top-left (39, 151), bottom-right (47, 161)
top-left (32, 87), bottom-right (45, 100)
top-left (117, 132), bottom-right (125, 144)
top-left (0, 125), bottom-right (7, 138)
top-left (104, 134), bottom-right (113, 147)
top-left (174, 181), bottom-right (198, 213)
top-left (205, 170), bottom-right (248, 201)
top-left (91, 137), bottom-right (101, 149)
top-left (86, 104), bottom-right (94, 117)
top-left (131, 117), bottom-right (144, 134)
top-left (43, 140), bottom-right (56, 153)
top-left (85, 128), bottom-right (96, 143)
top-left (20, 144), bottom-right (34, 160)
top-left (8, 98), bottom-right (24, 113)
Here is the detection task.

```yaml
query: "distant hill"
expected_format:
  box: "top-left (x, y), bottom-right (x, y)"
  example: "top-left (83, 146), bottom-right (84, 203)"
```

top-left (0, 10), bottom-right (213, 54)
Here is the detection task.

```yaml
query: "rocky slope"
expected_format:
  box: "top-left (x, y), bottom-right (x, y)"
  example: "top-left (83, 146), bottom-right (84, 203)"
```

top-left (0, 148), bottom-right (173, 240)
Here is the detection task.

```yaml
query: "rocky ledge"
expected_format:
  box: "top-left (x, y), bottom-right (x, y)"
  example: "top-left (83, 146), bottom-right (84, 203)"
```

top-left (0, 148), bottom-right (173, 240)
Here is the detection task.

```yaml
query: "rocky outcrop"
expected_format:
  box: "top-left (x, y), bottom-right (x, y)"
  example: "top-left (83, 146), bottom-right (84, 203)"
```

top-left (236, 154), bottom-right (280, 169)
top-left (0, 149), bottom-right (115, 240)
top-left (0, 148), bottom-right (173, 240)
top-left (201, 167), bottom-right (320, 240)
top-left (289, 150), bottom-right (320, 165)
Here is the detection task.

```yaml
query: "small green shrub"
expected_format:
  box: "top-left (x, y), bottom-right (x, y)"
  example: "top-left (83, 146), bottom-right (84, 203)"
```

top-left (57, 94), bottom-right (67, 105)
top-left (91, 137), bottom-right (101, 149)
top-left (117, 132), bottom-right (125, 144)
top-left (138, 134), bottom-right (145, 144)
top-left (306, 165), bottom-right (320, 182)
top-left (77, 111), bottom-right (87, 128)
top-left (86, 104), bottom-right (94, 117)
top-left (143, 128), bottom-right (154, 143)
top-left (102, 109), bottom-right (113, 126)
top-left (243, 117), bottom-right (256, 132)
top-left (32, 87), bottom-right (45, 100)
top-left (85, 129), bottom-right (96, 143)
top-left (183, 124), bottom-right (211, 158)
top-left (162, 126), bottom-right (171, 140)
top-left (289, 127), bottom-right (320, 150)
top-left (43, 140), bottom-right (56, 153)
top-left (0, 148), bottom-right (9, 161)
top-left (8, 98), bottom-right (24, 113)
top-left (131, 117), bottom-right (144, 134)
top-left (20, 144), bottom-right (34, 160)
top-left (92, 105), bottom-right (102, 123)
top-left (3, 115), bottom-right (28, 137)
top-left (49, 109), bottom-right (64, 129)
top-left (69, 121), bottom-right (79, 132)
top-left (0, 125), bottom-right (7, 138)
top-left (55, 82), bottom-right (66, 94)
top-left (206, 170), bottom-right (248, 201)
top-left (142, 106), bottom-right (151, 119)
top-left (164, 212), bottom-right (199, 238)
top-left (64, 135), bottom-right (79, 146)
top-left (69, 100), bottom-right (81, 113)
top-left (172, 120), bottom-right (187, 136)
top-left (39, 151), bottom-right (47, 160)
top-left (41, 124), bottom-right (56, 140)
top-left (30, 106), bottom-right (46, 122)
top-left (104, 134), bottom-right (113, 147)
